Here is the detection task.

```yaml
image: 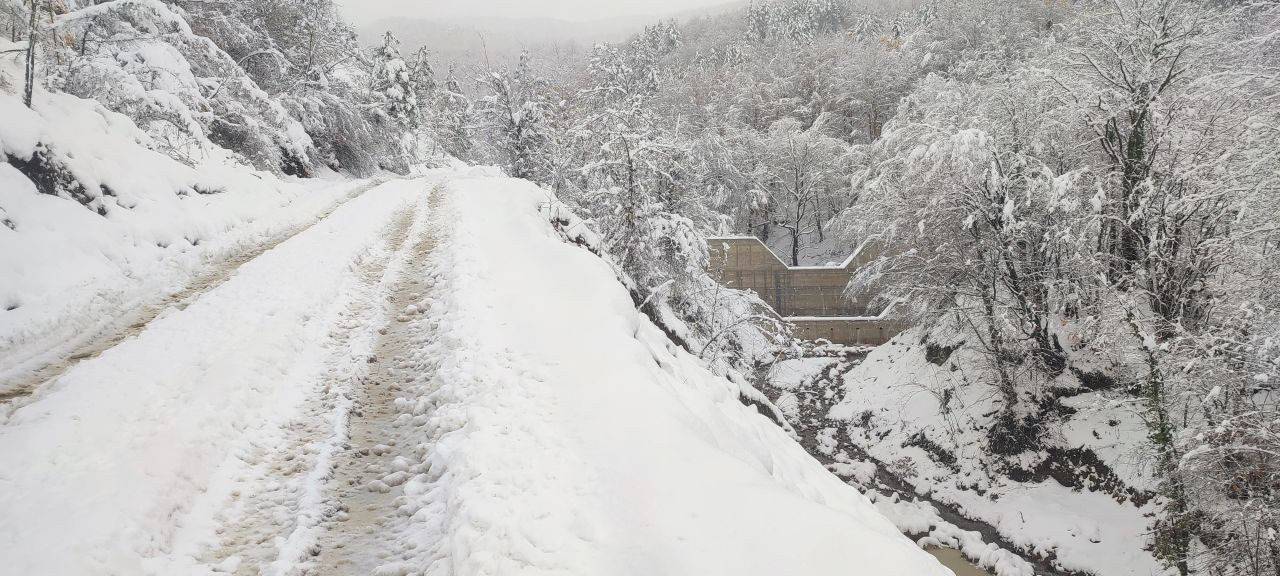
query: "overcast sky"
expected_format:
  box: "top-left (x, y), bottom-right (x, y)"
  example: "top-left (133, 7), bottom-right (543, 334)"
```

top-left (337, 0), bottom-right (735, 24)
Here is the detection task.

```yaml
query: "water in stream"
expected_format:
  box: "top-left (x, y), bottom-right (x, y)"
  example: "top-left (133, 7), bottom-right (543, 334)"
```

top-left (927, 548), bottom-right (992, 576)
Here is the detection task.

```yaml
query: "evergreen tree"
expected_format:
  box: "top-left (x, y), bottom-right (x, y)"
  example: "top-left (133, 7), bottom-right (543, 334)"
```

top-left (372, 31), bottom-right (418, 124)
top-left (409, 46), bottom-right (437, 114)
top-left (438, 65), bottom-right (473, 160)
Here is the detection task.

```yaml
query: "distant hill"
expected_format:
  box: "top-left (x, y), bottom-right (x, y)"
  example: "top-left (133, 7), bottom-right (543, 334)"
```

top-left (358, 16), bottom-right (636, 72)
top-left (357, 2), bottom-right (749, 77)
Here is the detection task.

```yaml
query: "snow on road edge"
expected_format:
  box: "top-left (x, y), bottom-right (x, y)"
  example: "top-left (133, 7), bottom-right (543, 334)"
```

top-left (0, 178), bottom-right (431, 575)
top-left (0, 174), bottom-right (380, 400)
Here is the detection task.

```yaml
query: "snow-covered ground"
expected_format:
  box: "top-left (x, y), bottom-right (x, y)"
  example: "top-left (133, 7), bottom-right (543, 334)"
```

top-left (763, 329), bottom-right (1167, 576)
top-left (386, 175), bottom-right (949, 575)
top-left (0, 177), bottom-right (434, 574)
top-left (0, 66), bottom-right (381, 405)
top-left (0, 171), bottom-right (952, 575)
top-left (835, 334), bottom-right (1162, 576)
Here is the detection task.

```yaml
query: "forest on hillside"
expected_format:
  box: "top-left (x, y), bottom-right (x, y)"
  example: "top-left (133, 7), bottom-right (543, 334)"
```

top-left (3, 0), bottom-right (1280, 574)
top-left (444, 3), bottom-right (1280, 572)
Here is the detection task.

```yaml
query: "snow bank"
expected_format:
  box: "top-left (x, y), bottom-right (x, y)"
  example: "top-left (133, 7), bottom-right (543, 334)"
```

top-left (0, 179), bottom-right (424, 575)
top-left (0, 75), bottom-right (370, 392)
top-left (390, 175), bottom-right (949, 574)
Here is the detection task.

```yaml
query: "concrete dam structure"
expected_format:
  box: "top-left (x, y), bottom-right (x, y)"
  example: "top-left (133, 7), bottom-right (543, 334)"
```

top-left (706, 237), bottom-right (908, 346)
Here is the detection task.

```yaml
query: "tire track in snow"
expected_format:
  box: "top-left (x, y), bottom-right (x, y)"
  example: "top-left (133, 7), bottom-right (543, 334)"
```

top-left (0, 178), bottom-right (435, 576)
top-left (0, 178), bottom-right (386, 416)
top-left (184, 181), bottom-right (442, 576)
top-left (309, 182), bottom-right (443, 576)
top-left (187, 199), bottom-right (415, 576)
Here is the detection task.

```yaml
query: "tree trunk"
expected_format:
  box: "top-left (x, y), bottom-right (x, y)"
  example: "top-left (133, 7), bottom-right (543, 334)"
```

top-left (790, 200), bottom-right (802, 266)
top-left (1127, 309), bottom-right (1193, 575)
top-left (790, 225), bottom-right (800, 267)
top-left (23, 0), bottom-right (36, 108)
top-left (1102, 95), bottom-right (1154, 287)
top-left (813, 196), bottom-right (825, 243)
top-left (868, 102), bottom-right (881, 142)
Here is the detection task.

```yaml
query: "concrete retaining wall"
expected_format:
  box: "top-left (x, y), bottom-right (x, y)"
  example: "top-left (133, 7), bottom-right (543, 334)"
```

top-left (789, 318), bottom-right (913, 347)
top-left (706, 236), bottom-right (906, 346)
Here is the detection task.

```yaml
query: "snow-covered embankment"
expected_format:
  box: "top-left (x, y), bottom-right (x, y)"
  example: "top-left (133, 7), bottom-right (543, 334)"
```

top-left (384, 174), bottom-right (951, 574)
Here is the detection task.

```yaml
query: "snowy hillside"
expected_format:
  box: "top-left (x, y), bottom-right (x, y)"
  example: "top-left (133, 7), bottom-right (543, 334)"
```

top-left (828, 331), bottom-right (1162, 575)
top-left (405, 176), bottom-right (947, 574)
top-left (761, 330), bottom-right (1166, 576)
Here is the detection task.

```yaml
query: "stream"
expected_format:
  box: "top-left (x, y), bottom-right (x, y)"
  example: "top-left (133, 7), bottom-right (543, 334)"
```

top-left (754, 353), bottom-right (1016, 576)
top-left (928, 548), bottom-right (992, 575)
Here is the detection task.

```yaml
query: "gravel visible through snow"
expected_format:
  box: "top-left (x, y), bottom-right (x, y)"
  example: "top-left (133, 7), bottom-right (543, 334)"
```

top-left (0, 177), bottom-right (437, 575)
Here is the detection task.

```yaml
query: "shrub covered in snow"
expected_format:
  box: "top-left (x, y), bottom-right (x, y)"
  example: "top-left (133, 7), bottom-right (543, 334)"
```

top-left (3, 0), bottom-right (448, 178)
top-left (50, 0), bottom-right (315, 172)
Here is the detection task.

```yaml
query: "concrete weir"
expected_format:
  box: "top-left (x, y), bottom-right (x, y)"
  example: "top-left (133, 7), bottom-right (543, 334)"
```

top-left (706, 236), bottom-right (907, 346)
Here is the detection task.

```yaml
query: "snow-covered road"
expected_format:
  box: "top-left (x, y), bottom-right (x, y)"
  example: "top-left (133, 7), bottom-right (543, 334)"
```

top-left (0, 176), bottom-right (434, 574)
top-left (0, 176), bottom-right (386, 410)
top-left (0, 173), bottom-right (951, 575)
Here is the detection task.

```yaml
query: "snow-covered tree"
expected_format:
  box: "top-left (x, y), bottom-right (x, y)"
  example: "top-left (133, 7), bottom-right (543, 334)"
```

top-left (408, 46), bottom-right (436, 115)
top-left (437, 66), bottom-right (473, 161)
top-left (167, 0), bottom-right (416, 175)
top-left (1053, 3), bottom-right (1280, 569)
top-left (742, 117), bottom-right (848, 265)
top-left (846, 67), bottom-right (1088, 451)
top-left (838, 2), bottom-right (1280, 572)
top-left (475, 51), bottom-right (552, 180)
top-left (371, 31), bottom-right (417, 124)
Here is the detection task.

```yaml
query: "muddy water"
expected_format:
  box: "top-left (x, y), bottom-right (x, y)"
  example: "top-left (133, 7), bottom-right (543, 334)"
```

top-left (928, 548), bottom-right (992, 576)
